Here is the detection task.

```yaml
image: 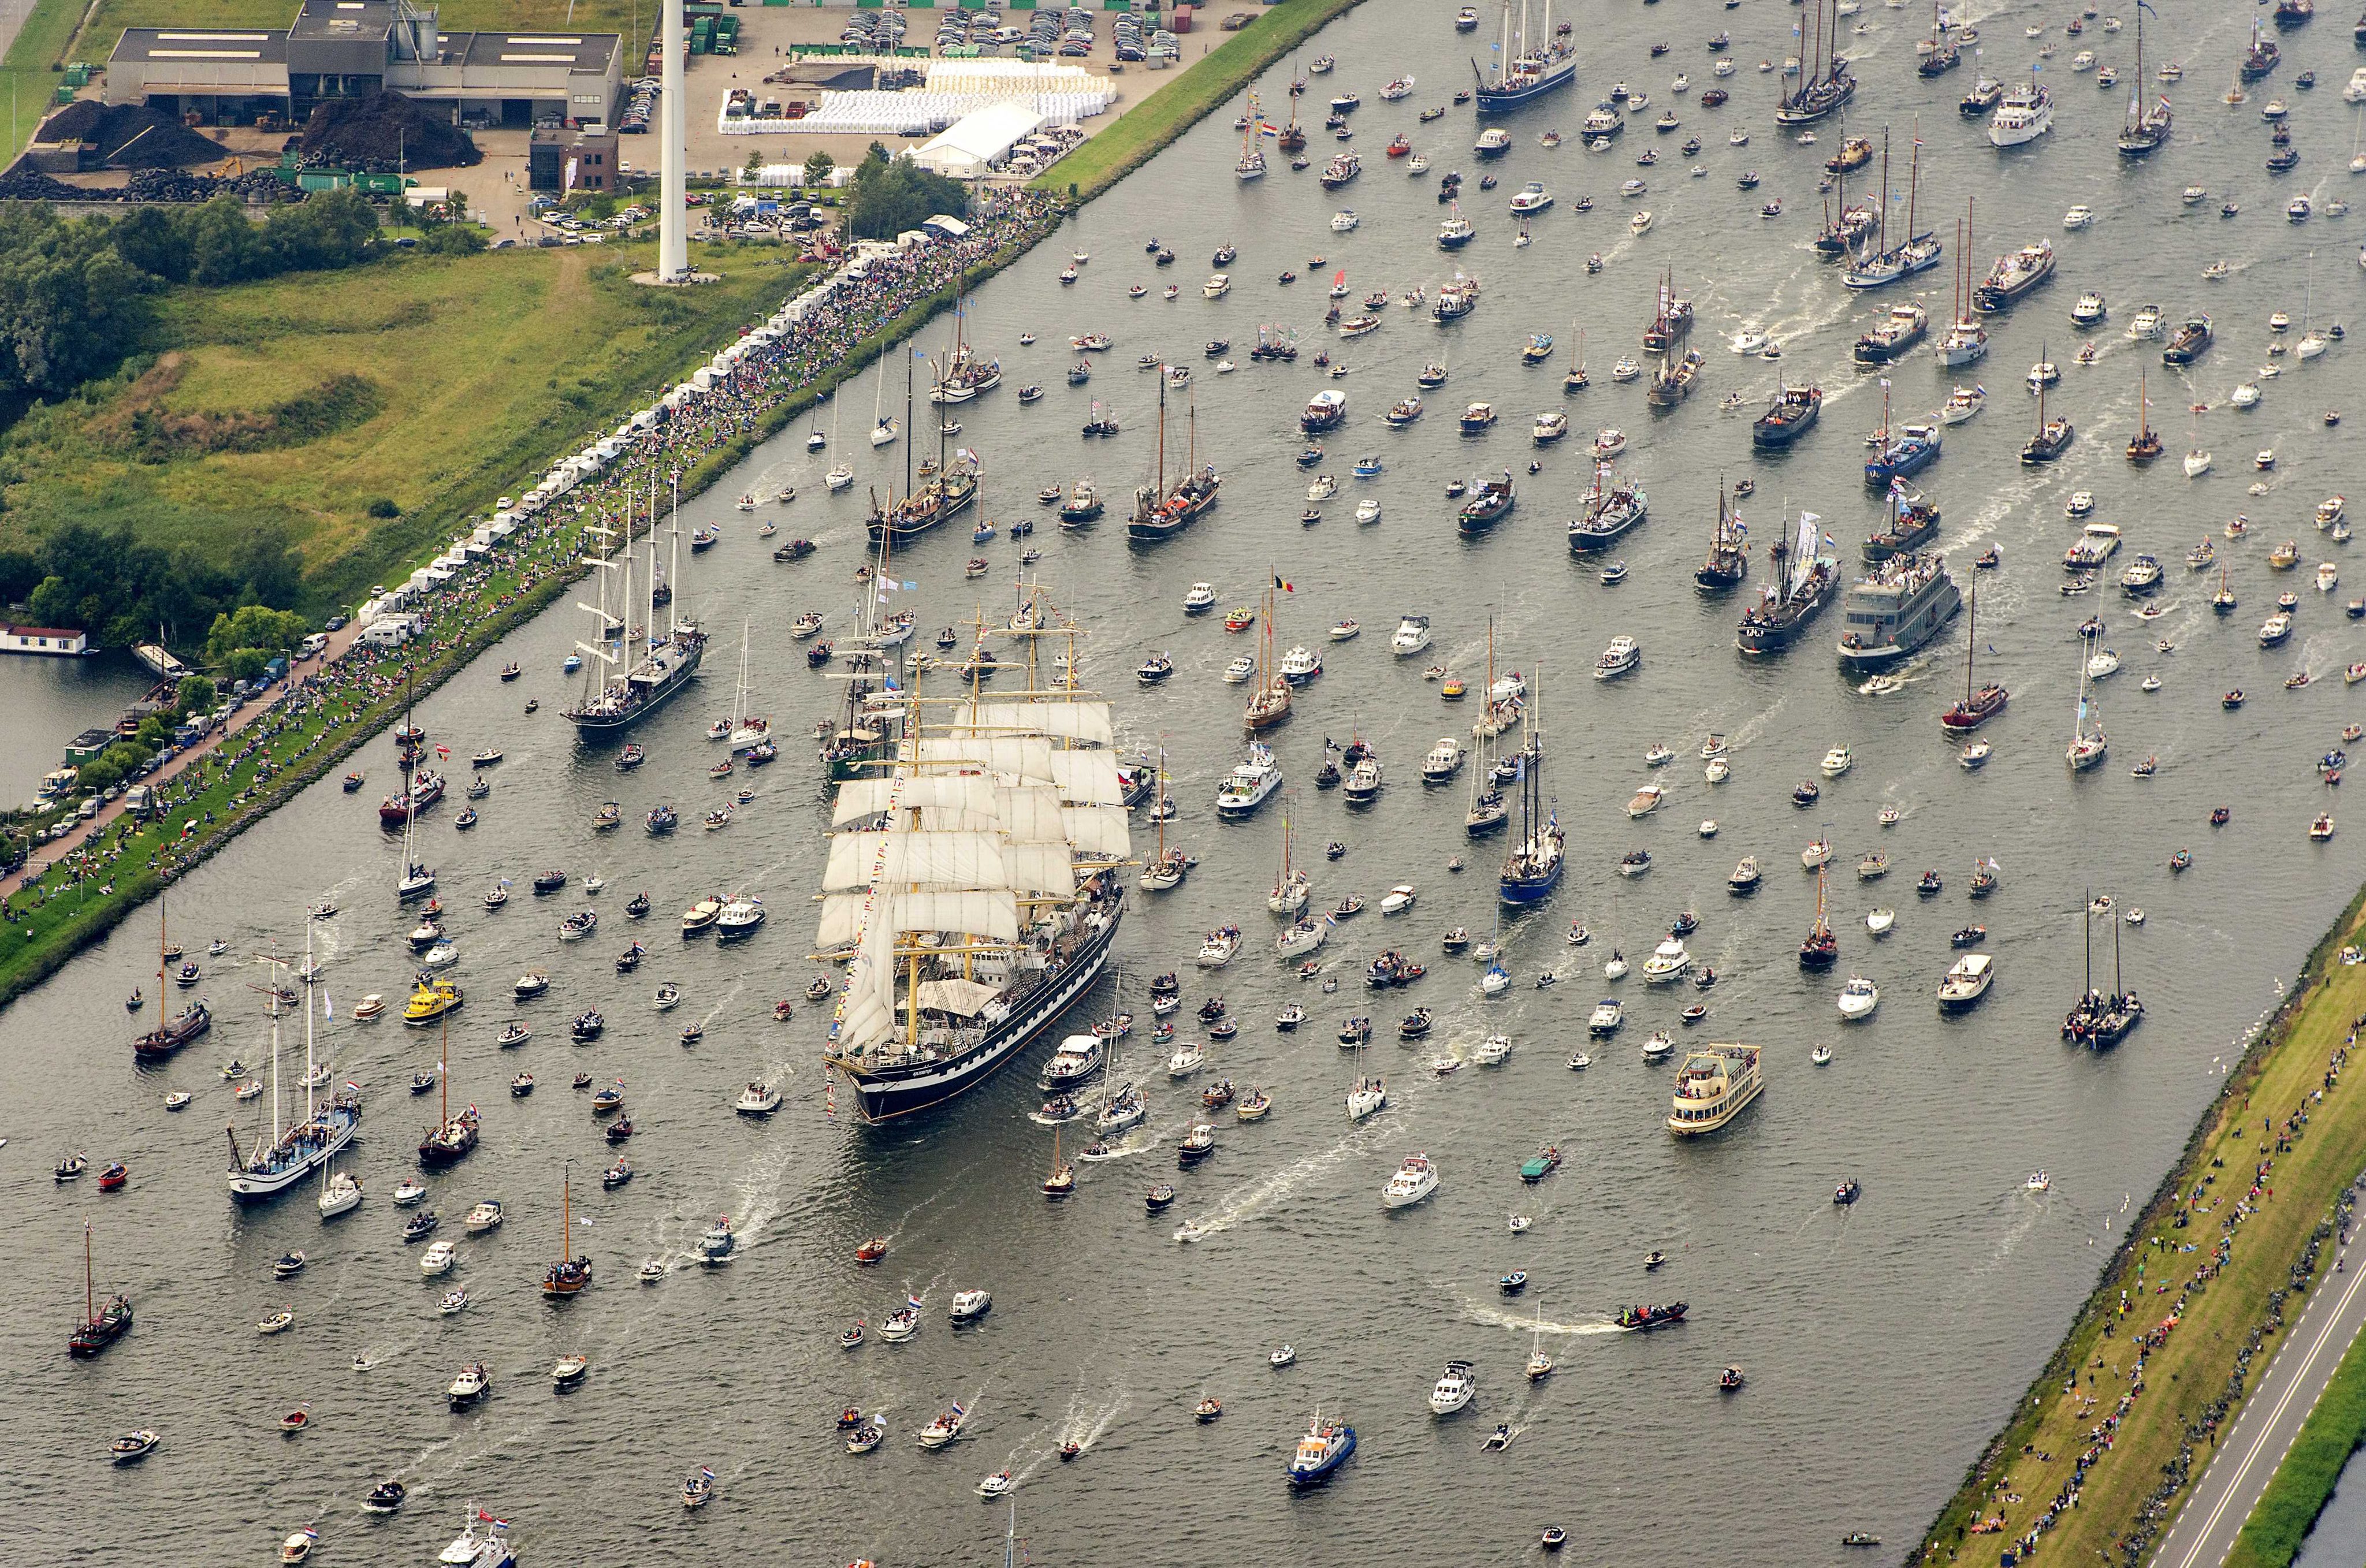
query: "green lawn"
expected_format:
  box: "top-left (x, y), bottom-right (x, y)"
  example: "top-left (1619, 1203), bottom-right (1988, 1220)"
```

top-left (0, 240), bottom-right (805, 619)
top-left (1037, 0), bottom-right (1371, 202)
top-left (77, 0), bottom-right (651, 55)
top-left (2229, 1321), bottom-right (2366, 1568)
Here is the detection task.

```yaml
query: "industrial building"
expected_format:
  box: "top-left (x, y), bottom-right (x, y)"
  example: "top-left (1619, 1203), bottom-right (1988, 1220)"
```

top-left (105, 0), bottom-right (624, 129)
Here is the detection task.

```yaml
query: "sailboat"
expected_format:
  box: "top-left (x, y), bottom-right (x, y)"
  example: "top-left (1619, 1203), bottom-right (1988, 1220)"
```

top-left (1345, 1018), bottom-right (1386, 1120)
top-left (1465, 650), bottom-right (1508, 837)
top-left (1525, 1298), bottom-right (1554, 1380)
top-left (1936, 204), bottom-right (1988, 364)
top-left (564, 498), bottom-right (705, 734)
top-left (724, 624), bottom-right (769, 750)
top-left (1268, 804), bottom-right (1311, 914)
top-left (1800, 854), bottom-right (1838, 968)
top-left (1278, 71), bottom-right (1307, 154)
top-left (1694, 478), bottom-right (1749, 591)
top-left (2066, 647), bottom-right (2108, 770)
top-left (1778, 0), bottom-right (1858, 123)
top-left (1129, 373), bottom-right (1221, 541)
top-left (869, 355), bottom-right (899, 448)
top-left (825, 388), bottom-right (854, 490)
top-left (1939, 590), bottom-right (2008, 735)
top-left (2115, 0), bottom-right (2171, 157)
top-left (2127, 371), bottom-right (2164, 462)
top-left (1472, 0), bottom-right (1578, 114)
top-left (2020, 347), bottom-right (2074, 464)
top-left (2297, 252), bottom-right (2328, 360)
top-left (2183, 404), bottom-right (2212, 478)
top-left (132, 890), bottom-right (210, 1060)
top-left (2063, 888), bottom-right (2142, 1046)
top-left (1236, 92), bottom-right (1268, 180)
top-left (542, 1162), bottom-right (592, 1296)
top-left (68, 1223), bottom-right (134, 1357)
top-left (1244, 579), bottom-right (1292, 730)
top-left (229, 932), bottom-right (362, 1198)
top-left (1498, 666), bottom-right (1563, 905)
top-left (416, 1016), bottom-right (479, 1168)
top-left (1042, 1121), bottom-right (1077, 1197)
top-left (1841, 126), bottom-right (1941, 289)
top-left (1564, 326), bottom-right (1589, 392)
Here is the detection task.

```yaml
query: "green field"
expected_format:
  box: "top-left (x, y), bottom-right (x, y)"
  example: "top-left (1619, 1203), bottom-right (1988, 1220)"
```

top-left (2229, 1322), bottom-right (2366, 1568)
top-left (1036, 0), bottom-right (1370, 202)
top-left (0, 240), bottom-right (803, 619)
top-left (76, 0), bottom-right (651, 58)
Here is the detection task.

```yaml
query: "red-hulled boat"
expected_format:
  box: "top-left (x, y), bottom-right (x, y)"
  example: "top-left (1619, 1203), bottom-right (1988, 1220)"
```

top-left (1939, 590), bottom-right (2008, 735)
top-left (378, 770), bottom-right (446, 826)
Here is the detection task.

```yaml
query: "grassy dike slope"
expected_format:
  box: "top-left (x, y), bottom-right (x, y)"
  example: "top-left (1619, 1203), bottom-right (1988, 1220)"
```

top-left (1917, 888), bottom-right (2366, 1566)
top-left (0, 242), bottom-right (800, 619)
top-left (1037, 0), bottom-right (1374, 202)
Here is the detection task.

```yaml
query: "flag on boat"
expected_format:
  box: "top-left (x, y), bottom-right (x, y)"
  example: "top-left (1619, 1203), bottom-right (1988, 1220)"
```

top-left (434, 745), bottom-right (449, 758)
top-left (322, 991), bottom-right (334, 1019)
top-left (343, 1080), bottom-right (360, 1093)
top-left (907, 1295), bottom-right (925, 1312)
top-left (1259, 121), bottom-right (1280, 137)
top-left (1273, 575), bottom-right (1294, 593)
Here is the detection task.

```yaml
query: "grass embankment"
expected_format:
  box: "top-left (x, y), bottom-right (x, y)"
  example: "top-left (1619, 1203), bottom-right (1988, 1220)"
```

top-left (2227, 1325), bottom-right (2366, 1568)
top-left (0, 547), bottom-right (574, 1008)
top-left (1918, 888), bottom-right (2366, 1566)
top-left (0, 240), bottom-right (800, 620)
top-left (1036, 0), bottom-right (1372, 202)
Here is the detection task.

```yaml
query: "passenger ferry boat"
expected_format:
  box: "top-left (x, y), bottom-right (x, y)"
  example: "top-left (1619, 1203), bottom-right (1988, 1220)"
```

top-left (1836, 554), bottom-right (1962, 673)
top-left (1666, 1044), bottom-right (1762, 1134)
top-left (818, 586), bottom-right (1129, 1123)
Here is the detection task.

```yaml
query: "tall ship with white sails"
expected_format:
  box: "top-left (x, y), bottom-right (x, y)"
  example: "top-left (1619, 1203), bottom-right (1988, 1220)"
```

top-left (1471, 0), bottom-right (1577, 115)
top-left (564, 491), bottom-right (707, 735)
top-left (227, 930), bottom-right (361, 1200)
top-left (817, 586), bottom-right (1130, 1122)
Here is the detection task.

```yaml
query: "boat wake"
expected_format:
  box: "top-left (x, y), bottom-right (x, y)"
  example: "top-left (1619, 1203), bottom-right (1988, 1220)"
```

top-left (698, 978), bottom-right (746, 1035)
top-left (1857, 655), bottom-right (1933, 696)
top-left (1724, 701), bottom-right (1788, 757)
top-left (1171, 1118), bottom-right (1397, 1243)
top-left (1454, 1298), bottom-right (1626, 1338)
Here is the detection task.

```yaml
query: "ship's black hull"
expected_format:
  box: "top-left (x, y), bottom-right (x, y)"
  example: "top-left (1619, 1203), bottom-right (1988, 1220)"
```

top-left (840, 904), bottom-right (1124, 1123)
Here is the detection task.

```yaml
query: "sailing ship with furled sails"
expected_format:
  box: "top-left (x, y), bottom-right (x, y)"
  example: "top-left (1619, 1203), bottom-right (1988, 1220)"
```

top-left (817, 586), bottom-right (1132, 1122)
top-left (1736, 509), bottom-right (1839, 657)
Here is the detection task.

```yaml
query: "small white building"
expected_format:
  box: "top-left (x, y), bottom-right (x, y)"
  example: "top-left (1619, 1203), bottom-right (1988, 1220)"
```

top-left (0, 623), bottom-right (90, 656)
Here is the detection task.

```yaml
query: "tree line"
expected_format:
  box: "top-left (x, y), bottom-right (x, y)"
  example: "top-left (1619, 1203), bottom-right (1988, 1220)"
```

top-left (0, 189), bottom-right (381, 404)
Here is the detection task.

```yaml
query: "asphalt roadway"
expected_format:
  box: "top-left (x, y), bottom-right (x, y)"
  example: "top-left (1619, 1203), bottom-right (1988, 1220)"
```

top-left (2154, 1205), bottom-right (2366, 1568)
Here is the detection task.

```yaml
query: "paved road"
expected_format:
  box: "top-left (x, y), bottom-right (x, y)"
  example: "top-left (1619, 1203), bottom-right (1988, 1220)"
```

top-left (2153, 1216), bottom-right (2366, 1568)
top-left (0, 619), bottom-right (364, 904)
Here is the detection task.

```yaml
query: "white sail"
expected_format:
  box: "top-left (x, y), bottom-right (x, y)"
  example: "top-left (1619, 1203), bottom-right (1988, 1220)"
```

top-left (1792, 511), bottom-right (1822, 597)
top-left (832, 774), bottom-right (998, 825)
top-left (1049, 752), bottom-right (1124, 805)
top-left (952, 701), bottom-right (1115, 746)
top-left (819, 888), bottom-right (1022, 950)
top-left (1062, 806), bottom-right (1133, 858)
top-left (824, 830), bottom-right (1011, 892)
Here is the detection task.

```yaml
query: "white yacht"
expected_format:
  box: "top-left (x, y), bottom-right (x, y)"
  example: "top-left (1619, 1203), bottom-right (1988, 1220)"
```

top-left (1836, 975), bottom-right (1881, 1019)
top-left (1595, 635), bottom-right (1642, 679)
top-left (1641, 936), bottom-right (1692, 983)
top-left (1588, 998), bottom-right (1625, 1035)
top-left (1392, 614), bottom-right (1434, 655)
top-left (1215, 744), bottom-right (1283, 818)
top-left (1196, 927), bottom-right (1241, 967)
top-left (1937, 952), bottom-right (1994, 1011)
top-left (1988, 81), bottom-right (2053, 147)
top-left (1428, 1360), bottom-right (1476, 1415)
top-left (420, 1239), bottom-right (457, 1275)
top-left (1820, 745), bottom-right (1853, 777)
top-left (1346, 1077), bottom-right (1387, 1121)
top-left (735, 1081), bottom-right (782, 1115)
top-left (317, 1169), bottom-right (362, 1218)
top-left (1382, 1153), bottom-right (1440, 1208)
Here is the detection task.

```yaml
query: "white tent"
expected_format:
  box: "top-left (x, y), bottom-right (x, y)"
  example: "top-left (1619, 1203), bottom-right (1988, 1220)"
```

top-left (913, 100), bottom-right (1047, 178)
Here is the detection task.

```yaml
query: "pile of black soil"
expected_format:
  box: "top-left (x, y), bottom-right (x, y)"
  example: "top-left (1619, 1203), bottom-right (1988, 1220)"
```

top-left (297, 91), bottom-right (480, 172)
top-left (34, 101), bottom-right (226, 168)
